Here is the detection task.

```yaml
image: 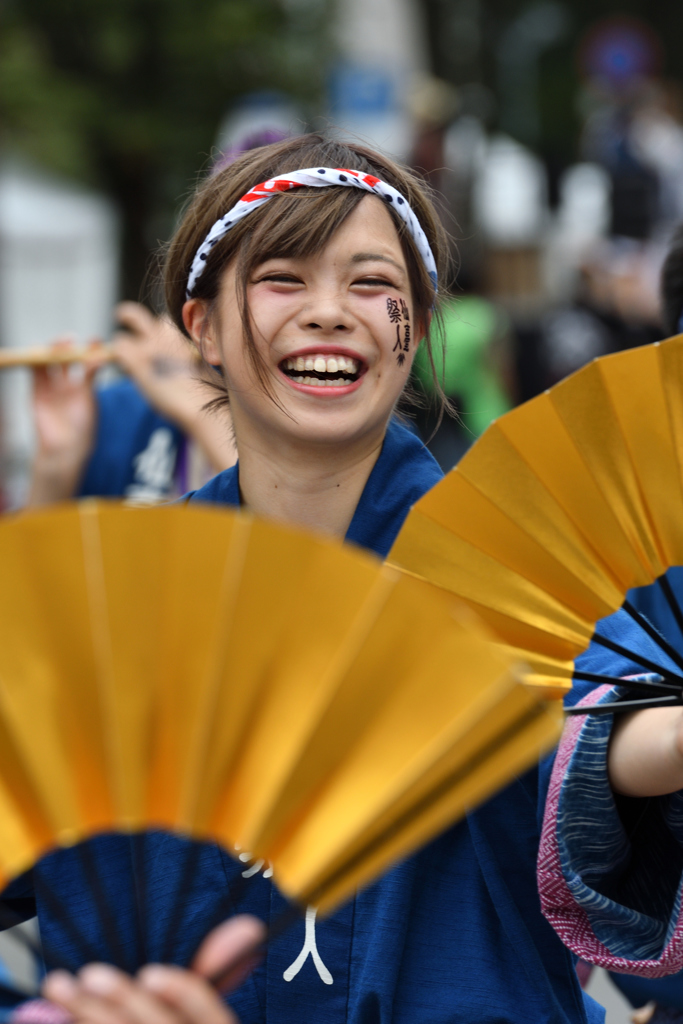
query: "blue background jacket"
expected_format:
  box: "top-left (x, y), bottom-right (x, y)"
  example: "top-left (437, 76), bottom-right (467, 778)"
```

top-left (78, 380), bottom-right (184, 501)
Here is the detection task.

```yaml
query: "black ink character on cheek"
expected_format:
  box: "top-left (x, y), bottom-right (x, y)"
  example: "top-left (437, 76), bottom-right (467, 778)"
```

top-left (386, 298), bottom-right (402, 324)
top-left (389, 298), bottom-right (410, 366)
top-left (393, 325), bottom-right (406, 367)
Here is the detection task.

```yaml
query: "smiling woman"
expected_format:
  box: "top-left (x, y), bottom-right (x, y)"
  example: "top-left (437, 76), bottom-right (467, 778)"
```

top-left (165, 138), bottom-right (446, 402)
top-left (31, 136), bottom-right (605, 1024)
top-left (219, 197), bottom-right (409, 414)
top-left (161, 136), bottom-right (451, 538)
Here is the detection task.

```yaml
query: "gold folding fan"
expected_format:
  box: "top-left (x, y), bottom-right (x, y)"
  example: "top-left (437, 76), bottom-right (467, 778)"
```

top-left (0, 501), bottom-right (560, 920)
top-left (388, 333), bottom-right (683, 699)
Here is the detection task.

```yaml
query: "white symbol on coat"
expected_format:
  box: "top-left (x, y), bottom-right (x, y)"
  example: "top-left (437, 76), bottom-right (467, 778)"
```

top-left (283, 906), bottom-right (333, 985)
top-left (126, 428), bottom-right (176, 499)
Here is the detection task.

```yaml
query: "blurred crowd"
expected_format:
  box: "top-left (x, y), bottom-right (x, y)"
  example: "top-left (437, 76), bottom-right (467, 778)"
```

top-left (2, 7), bottom-right (683, 506)
top-left (406, 67), bottom-right (683, 472)
top-left (11, 63), bottom-right (683, 508)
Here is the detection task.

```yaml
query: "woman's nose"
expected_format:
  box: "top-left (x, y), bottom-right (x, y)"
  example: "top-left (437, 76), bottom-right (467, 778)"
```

top-left (305, 319), bottom-right (349, 332)
top-left (298, 291), bottom-right (354, 334)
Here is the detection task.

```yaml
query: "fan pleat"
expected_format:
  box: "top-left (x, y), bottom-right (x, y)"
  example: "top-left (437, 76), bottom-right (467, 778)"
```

top-left (497, 393), bottom-right (647, 590)
top-left (389, 511), bottom-right (596, 648)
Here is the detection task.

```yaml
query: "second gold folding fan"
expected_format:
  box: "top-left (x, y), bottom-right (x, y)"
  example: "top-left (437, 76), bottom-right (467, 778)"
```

top-left (0, 501), bottom-right (560, 919)
top-left (388, 332), bottom-right (683, 699)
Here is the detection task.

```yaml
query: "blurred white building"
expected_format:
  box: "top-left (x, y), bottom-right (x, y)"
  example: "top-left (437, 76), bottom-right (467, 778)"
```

top-left (0, 160), bottom-right (118, 506)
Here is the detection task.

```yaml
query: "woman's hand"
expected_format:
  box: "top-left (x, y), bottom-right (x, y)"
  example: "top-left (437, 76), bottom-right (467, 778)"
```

top-left (27, 339), bottom-right (106, 508)
top-left (608, 705), bottom-right (683, 797)
top-left (112, 303), bottom-right (236, 472)
top-left (41, 914), bottom-right (265, 1024)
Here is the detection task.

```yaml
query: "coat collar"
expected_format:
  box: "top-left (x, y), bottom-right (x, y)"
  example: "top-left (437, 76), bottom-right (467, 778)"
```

top-left (187, 419), bottom-right (442, 558)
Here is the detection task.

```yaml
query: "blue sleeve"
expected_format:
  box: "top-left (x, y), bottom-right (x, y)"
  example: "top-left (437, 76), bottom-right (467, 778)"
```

top-left (559, 688), bottom-right (683, 959)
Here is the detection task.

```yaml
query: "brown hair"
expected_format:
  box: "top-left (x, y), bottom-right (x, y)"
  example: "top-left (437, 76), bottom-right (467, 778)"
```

top-left (164, 134), bottom-right (452, 410)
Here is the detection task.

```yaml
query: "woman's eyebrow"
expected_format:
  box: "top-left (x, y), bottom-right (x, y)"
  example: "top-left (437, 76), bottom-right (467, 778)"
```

top-left (350, 252), bottom-right (405, 273)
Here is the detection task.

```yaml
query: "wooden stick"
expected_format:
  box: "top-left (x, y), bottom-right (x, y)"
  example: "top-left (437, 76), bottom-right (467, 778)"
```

top-left (0, 345), bottom-right (114, 369)
top-left (0, 343), bottom-right (203, 369)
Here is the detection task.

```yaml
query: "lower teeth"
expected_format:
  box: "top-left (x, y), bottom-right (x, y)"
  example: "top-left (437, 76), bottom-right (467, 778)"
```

top-left (292, 375), bottom-right (353, 387)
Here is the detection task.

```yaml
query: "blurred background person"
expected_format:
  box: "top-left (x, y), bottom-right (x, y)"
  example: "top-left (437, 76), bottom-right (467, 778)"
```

top-left (661, 223), bottom-right (683, 336)
top-left (26, 303), bottom-right (237, 507)
top-left (21, 126), bottom-right (302, 508)
top-left (406, 74), bottom-right (514, 469)
top-left (410, 286), bottom-right (513, 470)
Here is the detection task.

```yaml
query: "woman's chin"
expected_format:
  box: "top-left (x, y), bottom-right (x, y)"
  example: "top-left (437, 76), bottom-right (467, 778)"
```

top-left (289, 421), bottom-right (370, 448)
top-left (235, 377), bottom-right (398, 451)
top-left (289, 409), bottom-right (394, 451)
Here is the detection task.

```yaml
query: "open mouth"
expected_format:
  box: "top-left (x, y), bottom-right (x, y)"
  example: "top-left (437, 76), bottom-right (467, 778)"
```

top-left (279, 353), bottom-right (363, 388)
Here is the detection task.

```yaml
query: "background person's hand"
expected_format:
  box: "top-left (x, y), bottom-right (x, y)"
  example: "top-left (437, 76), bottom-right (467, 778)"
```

top-left (41, 913), bottom-right (266, 1024)
top-left (111, 302), bottom-right (202, 429)
top-left (27, 337), bottom-right (107, 507)
top-left (112, 302), bottom-right (236, 472)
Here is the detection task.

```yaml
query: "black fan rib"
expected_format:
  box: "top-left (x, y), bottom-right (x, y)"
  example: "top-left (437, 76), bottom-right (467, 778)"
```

top-left (657, 574), bottom-right (683, 642)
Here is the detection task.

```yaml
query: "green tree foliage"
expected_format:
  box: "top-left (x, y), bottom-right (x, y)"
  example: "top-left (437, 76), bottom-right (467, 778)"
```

top-left (0, 0), bottom-right (330, 295)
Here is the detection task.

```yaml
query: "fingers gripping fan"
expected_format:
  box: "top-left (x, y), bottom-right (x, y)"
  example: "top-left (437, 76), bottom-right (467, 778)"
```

top-left (388, 332), bottom-right (683, 712)
top-left (0, 502), bottom-right (559, 973)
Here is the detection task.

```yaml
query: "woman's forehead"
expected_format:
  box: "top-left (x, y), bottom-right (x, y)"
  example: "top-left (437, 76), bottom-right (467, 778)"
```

top-left (257, 195), bottom-right (406, 266)
top-left (329, 195), bottom-right (404, 248)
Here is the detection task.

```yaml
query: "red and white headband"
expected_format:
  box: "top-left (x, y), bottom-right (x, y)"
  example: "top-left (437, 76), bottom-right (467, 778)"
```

top-left (186, 166), bottom-right (438, 298)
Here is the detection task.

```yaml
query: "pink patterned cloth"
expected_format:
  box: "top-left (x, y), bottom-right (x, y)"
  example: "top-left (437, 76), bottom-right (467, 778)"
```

top-left (538, 684), bottom-right (683, 975)
top-left (9, 1000), bottom-right (72, 1023)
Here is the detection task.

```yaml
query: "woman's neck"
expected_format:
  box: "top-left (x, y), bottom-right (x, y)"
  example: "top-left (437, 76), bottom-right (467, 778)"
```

top-left (235, 428), bottom-right (385, 539)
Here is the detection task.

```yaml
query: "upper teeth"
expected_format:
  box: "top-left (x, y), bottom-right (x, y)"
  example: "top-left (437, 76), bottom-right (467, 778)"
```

top-left (283, 354), bottom-right (359, 374)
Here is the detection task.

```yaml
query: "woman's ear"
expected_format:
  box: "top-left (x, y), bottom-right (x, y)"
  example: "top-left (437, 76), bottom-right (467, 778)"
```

top-left (182, 299), bottom-right (222, 366)
top-left (411, 312), bottom-right (430, 354)
top-left (417, 309), bottom-right (432, 342)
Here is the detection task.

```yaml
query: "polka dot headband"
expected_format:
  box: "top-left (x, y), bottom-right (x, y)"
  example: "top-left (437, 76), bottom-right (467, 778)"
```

top-left (186, 166), bottom-right (438, 298)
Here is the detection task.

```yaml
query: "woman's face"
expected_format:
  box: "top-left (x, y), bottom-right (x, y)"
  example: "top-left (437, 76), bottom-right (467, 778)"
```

top-left (187, 195), bottom-right (420, 452)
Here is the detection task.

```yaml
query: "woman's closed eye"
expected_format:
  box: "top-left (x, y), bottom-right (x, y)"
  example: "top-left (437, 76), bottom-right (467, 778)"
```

top-left (352, 276), bottom-right (398, 289)
top-left (256, 273), bottom-right (303, 285)
top-left (254, 273), bottom-right (399, 290)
